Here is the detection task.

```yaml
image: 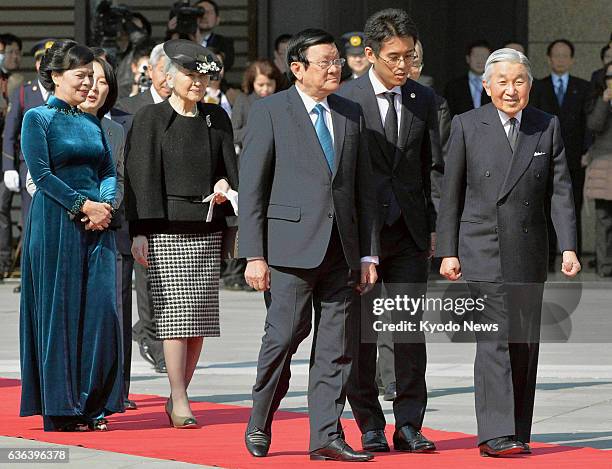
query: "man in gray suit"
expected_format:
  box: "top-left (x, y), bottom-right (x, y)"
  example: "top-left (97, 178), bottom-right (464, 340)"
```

top-left (113, 43), bottom-right (171, 374)
top-left (239, 29), bottom-right (377, 462)
top-left (437, 48), bottom-right (581, 457)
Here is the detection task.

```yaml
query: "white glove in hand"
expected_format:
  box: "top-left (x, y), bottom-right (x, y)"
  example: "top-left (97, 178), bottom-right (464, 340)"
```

top-left (3, 170), bottom-right (19, 192)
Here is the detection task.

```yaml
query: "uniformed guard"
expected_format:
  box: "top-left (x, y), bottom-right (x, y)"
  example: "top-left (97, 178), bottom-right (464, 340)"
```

top-left (340, 31), bottom-right (369, 81)
top-left (2, 39), bottom-right (54, 224)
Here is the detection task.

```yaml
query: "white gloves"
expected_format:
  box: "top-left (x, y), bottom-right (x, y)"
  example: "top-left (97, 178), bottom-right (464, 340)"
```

top-left (3, 170), bottom-right (19, 192)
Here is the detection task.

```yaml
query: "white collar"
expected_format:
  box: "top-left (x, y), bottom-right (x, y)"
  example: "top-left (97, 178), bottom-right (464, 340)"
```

top-left (150, 86), bottom-right (165, 104)
top-left (38, 80), bottom-right (49, 101)
top-left (368, 67), bottom-right (401, 96)
top-left (468, 70), bottom-right (483, 81)
top-left (497, 108), bottom-right (523, 127)
top-left (295, 84), bottom-right (330, 114)
top-left (551, 72), bottom-right (569, 83)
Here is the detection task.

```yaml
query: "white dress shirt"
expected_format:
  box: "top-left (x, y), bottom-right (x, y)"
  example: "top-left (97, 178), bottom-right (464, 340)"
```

top-left (369, 67), bottom-right (402, 138)
top-left (38, 80), bottom-right (49, 102)
top-left (497, 109), bottom-right (523, 137)
top-left (150, 85), bottom-right (165, 104)
top-left (295, 84), bottom-right (334, 145)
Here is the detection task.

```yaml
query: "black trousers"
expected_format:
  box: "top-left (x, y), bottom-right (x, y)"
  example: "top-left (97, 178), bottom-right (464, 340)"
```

top-left (595, 199), bottom-right (612, 276)
top-left (466, 282), bottom-right (543, 445)
top-left (347, 218), bottom-right (429, 432)
top-left (249, 226), bottom-right (357, 451)
top-left (131, 263), bottom-right (163, 362)
top-left (116, 252), bottom-right (134, 399)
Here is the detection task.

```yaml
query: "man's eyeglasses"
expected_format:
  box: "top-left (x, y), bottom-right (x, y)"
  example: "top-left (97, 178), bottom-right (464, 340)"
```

top-left (307, 58), bottom-right (346, 70)
top-left (378, 53), bottom-right (417, 68)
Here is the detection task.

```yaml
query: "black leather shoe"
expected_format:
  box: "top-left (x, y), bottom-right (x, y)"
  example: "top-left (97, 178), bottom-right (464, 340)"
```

top-left (383, 382), bottom-right (397, 401)
top-left (515, 439), bottom-right (531, 454)
top-left (138, 339), bottom-right (156, 366)
top-left (154, 358), bottom-right (167, 373)
top-left (124, 399), bottom-right (138, 410)
top-left (479, 436), bottom-right (523, 457)
top-left (245, 427), bottom-right (271, 457)
top-left (393, 425), bottom-right (436, 452)
top-left (310, 438), bottom-right (373, 462)
top-left (361, 429), bottom-right (390, 452)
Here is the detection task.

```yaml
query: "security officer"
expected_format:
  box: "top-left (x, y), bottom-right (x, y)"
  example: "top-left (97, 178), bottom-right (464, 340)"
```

top-left (340, 32), bottom-right (370, 82)
top-left (1, 39), bottom-right (52, 283)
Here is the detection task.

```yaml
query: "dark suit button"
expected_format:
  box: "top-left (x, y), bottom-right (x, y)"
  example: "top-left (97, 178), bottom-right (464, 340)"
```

top-left (485, 171), bottom-right (490, 177)
top-left (523, 200), bottom-right (529, 206)
top-left (497, 201), bottom-right (503, 206)
top-left (328, 212), bottom-right (333, 219)
top-left (535, 172), bottom-right (541, 179)
top-left (523, 227), bottom-right (528, 233)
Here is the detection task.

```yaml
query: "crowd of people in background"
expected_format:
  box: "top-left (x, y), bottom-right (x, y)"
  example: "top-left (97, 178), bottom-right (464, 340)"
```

top-left (0, 0), bottom-right (610, 461)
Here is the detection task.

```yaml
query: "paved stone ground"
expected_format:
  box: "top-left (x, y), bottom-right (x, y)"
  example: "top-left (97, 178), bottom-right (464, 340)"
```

top-left (0, 272), bottom-right (611, 468)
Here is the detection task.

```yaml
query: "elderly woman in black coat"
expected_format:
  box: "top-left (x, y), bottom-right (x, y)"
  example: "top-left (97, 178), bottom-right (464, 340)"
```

top-left (125, 40), bottom-right (238, 428)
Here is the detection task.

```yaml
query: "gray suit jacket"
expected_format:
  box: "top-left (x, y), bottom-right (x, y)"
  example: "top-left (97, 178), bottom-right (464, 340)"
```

top-left (436, 103), bottom-right (577, 283)
top-left (238, 85), bottom-right (376, 270)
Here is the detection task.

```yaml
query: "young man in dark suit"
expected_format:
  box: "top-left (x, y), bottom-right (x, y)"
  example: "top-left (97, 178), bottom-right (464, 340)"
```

top-left (339, 8), bottom-right (443, 454)
top-left (530, 39), bottom-right (591, 261)
top-left (437, 48), bottom-right (581, 457)
top-left (240, 29), bottom-right (377, 462)
top-left (444, 40), bottom-right (492, 116)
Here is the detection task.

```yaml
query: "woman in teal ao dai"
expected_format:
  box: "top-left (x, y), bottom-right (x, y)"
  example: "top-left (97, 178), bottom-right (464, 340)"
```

top-left (19, 41), bottom-right (123, 431)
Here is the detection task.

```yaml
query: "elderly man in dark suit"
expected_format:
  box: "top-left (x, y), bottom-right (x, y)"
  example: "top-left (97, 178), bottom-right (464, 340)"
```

top-left (338, 9), bottom-right (442, 454)
top-left (444, 40), bottom-right (492, 117)
top-left (437, 48), bottom-right (581, 457)
top-left (530, 39), bottom-right (591, 262)
top-left (113, 43), bottom-right (171, 375)
top-left (239, 29), bottom-right (377, 462)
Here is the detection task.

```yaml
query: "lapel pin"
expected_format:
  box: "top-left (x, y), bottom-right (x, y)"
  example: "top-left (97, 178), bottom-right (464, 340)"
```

top-left (33, 85), bottom-right (38, 91)
top-left (410, 93), bottom-right (416, 99)
top-left (206, 115), bottom-right (212, 127)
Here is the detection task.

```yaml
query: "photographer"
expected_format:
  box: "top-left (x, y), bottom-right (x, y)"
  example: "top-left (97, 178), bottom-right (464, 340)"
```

top-left (128, 40), bottom-right (155, 97)
top-left (93, 1), bottom-right (152, 98)
top-left (195, 1), bottom-right (234, 72)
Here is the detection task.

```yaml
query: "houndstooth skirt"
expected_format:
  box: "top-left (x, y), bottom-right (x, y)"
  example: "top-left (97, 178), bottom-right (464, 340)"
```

top-left (148, 232), bottom-right (222, 339)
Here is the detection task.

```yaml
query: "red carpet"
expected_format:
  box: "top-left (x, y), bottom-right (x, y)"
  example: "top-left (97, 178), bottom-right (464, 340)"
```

top-left (0, 377), bottom-right (610, 468)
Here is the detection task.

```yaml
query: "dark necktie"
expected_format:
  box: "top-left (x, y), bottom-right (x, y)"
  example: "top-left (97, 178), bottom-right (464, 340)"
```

top-left (555, 77), bottom-right (565, 107)
top-left (383, 92), bottom-right (398, 148)
top-left (382, 91), bottom-right (401, 225)
top-left (507, 117), bottom-right (518, 152)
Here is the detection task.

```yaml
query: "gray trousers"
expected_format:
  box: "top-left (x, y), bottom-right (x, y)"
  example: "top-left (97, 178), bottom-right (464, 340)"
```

top-left (249, 228), bottom-right (357, 451)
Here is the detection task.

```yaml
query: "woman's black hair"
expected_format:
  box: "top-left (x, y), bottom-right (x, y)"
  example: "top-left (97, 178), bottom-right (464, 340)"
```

top-left (92, 51), bottom-right (118, 119)
top-left (38, 40), bottom-right (94, 92)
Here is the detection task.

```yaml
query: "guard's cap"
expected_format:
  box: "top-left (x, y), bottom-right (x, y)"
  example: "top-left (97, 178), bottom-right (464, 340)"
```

top-left (341, 32), bottom-right (365, 56)
top-left (31, 39), bottom-right (56, 60)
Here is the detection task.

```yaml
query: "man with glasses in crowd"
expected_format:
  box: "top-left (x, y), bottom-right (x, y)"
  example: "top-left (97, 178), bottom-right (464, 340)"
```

top-left (339, 8), bottom-right (442, 454)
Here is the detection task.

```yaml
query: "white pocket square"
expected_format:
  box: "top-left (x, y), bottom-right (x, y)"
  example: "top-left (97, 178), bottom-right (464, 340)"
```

top-left (534, 151), bottom-right (546, 156)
